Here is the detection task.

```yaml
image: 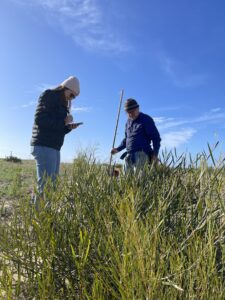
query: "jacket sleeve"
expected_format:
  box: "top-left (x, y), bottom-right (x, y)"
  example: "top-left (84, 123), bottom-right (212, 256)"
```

top-left (116, 138), bottom-right (126, 152)
top-left (35, 91), bottom-right (65, 130)
top-left (64, 127), bottom-right (72, 134)
top-left (116, 123), bottom-right (127, 152)
top-left (144, 116), bottom-right (161, 156)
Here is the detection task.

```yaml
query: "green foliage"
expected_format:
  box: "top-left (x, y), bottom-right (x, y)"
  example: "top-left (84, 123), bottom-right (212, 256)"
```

top-left (0, 151), bottom-right (224, 299)
top-left (4, 155), bottom-right (22, 163)
top-left (0, 160), bottom-right (35, 201)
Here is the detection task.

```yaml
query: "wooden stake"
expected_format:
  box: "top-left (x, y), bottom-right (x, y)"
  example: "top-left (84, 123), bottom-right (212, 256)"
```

top-left (109, 89), bottom-right (124, 173)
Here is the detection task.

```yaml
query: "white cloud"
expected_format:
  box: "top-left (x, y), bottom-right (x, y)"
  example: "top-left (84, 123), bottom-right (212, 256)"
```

top-left (21, 101), bottom-right (36, 108)
top-left (155, 118), bottom-right (188, 130)
top-left (25, 83), bottom-right (54, 95)
top-left (154, 117), bottom-right (175, 125)
top-left (155, 109), bottom-right (225, 130)
top-left (155, 108), bottom-right (225, 148)
top-left (194, 111), bottom-right (225, 123)
top-left (211, 108), bottom-right (221, 113)
top-left (35, 83), bottom-right (54, 93)
top-left (13, 0), bottom-right (131, 53)
top-left (151, 105), bottom-right (184, 113)
top-left (159, 53), bottom-right (208, 87)
top-left (71, 106), bottom-right (91, 113)
top-left (162, 128), bottom-right (196, 148)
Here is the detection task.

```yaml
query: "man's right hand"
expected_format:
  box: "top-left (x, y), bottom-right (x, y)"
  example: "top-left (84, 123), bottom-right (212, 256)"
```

top-left (151, 155), bottom-right (159, 165)
top-left (111, 148), bottom-right (118, 155)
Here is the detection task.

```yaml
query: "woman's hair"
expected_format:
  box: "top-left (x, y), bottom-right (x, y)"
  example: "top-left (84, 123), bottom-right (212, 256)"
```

top-left (51, 85), bottom-right (68, 108)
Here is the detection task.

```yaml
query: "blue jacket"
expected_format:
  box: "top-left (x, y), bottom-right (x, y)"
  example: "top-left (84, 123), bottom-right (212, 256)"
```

top-left (116, 112), bottom-right (161, 156)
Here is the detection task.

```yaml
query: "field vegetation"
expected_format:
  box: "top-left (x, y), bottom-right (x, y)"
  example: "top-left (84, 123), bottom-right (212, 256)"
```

top-left (0, 148), bottom-right (224, 299)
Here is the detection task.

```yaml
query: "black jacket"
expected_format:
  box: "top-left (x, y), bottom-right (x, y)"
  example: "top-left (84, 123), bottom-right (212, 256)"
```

top-left (31, 89), bottom-right (71, 151)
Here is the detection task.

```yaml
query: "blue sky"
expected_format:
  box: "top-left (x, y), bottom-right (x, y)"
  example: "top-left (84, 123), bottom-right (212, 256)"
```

top-left (0, 0), bottom-right (225, 163)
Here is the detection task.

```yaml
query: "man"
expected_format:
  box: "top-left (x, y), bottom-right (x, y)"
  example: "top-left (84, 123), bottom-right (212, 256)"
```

top-left (111, 98), bottom-right (161, 173)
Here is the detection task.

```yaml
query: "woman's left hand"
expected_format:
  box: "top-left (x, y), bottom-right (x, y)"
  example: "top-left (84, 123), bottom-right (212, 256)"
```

top-left (64, 114), bottom-right (73, 125)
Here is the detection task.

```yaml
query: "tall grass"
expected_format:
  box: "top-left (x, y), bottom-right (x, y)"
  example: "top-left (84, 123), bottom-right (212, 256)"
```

top-left (0, 150), bottom-right (224, 299)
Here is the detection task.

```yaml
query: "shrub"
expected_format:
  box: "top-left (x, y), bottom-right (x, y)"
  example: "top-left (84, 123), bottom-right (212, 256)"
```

top-left (0, 150), bottom-right (224, 299)
top-left (4, 155), bottom-right (22, 163)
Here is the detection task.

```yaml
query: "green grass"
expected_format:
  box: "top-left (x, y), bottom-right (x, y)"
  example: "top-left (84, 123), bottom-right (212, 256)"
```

top-left (0, 151), bottom-right (224, 299)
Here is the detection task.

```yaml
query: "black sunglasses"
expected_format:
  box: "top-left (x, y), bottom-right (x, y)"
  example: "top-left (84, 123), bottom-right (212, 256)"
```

top-left (69, 92), bottom-right (75, 99)
top-left (65, 87), bottom-right (75, 99)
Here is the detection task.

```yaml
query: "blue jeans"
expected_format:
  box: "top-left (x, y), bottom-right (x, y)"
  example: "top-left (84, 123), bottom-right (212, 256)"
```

top-left (31, 145), bottom-right (60, 195)
top-left (124, 151), bottom-right (149, 174)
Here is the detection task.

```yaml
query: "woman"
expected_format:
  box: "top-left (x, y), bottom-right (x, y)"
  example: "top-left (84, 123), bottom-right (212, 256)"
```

top-left (31, 76), bottom-right (80, 203)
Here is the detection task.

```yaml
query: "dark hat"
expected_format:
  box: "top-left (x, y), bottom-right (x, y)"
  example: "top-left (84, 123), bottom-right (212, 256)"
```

top-left (124, 98), bottom-right (139, 112)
